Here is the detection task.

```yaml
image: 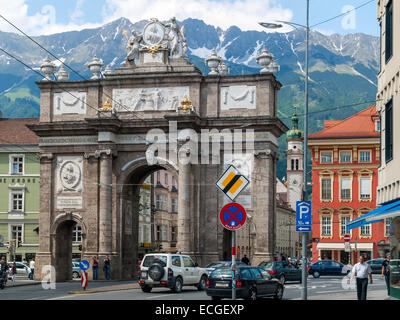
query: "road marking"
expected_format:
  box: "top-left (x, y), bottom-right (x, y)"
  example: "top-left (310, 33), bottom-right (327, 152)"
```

top-left (315, 290), bottom-right (352, 294)
top-left (146, 293), bottom-right (178, 299)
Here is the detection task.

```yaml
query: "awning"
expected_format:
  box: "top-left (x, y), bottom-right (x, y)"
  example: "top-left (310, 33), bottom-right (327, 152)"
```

top-left (316, 242), bottom-right (374, 250)
top-left (346, 199), bottom-right (400, 232)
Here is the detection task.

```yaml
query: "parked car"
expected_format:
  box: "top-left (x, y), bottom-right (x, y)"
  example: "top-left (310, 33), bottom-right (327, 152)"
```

top-left (72, 262), bottom-right (82, 279)
top-left (7, 262), bottom-right (31, 279)
top-left (390, 259), bottom-right (400, 286)
top-left (206, 266), bottom-right (284, 300)
top-left (366, 258), bottom-right (385, 274)
top-left (259, 260), bottom-right (302, 283)
top-left (138, 253), bottom-right (208, 293)
top-left (308, 260), bottom-right (351, 278)
top-left (205, 261), bottom-right (246, 276)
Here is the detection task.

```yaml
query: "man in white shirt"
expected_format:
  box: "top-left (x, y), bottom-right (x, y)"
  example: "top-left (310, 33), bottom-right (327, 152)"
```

top-left (29, 258), bottom-right (35, 280)
top-left (350, 255), bottom-right (372, 300)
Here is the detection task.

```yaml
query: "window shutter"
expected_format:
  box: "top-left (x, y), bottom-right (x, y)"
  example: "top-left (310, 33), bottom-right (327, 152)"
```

top-left (360, 178), bottom-right (371, 195)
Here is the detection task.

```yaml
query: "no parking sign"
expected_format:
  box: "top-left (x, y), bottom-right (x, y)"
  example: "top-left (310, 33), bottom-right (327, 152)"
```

top-left (219, 203), bottom-right (247, 231)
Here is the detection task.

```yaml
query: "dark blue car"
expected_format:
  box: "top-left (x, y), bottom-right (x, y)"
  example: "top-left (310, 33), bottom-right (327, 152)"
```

top-left (308, 260), bottom-right (352, 278)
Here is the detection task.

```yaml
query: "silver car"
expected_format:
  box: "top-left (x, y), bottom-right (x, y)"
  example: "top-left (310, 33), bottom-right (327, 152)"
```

top-left (72, 262), bottom-right (82, 279)
top-left (7, 262), bottom-right (31, 279)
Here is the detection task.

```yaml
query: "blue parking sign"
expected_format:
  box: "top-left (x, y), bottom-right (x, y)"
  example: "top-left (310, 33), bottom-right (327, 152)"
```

top-left (296, 201), bottom-right (312, 232)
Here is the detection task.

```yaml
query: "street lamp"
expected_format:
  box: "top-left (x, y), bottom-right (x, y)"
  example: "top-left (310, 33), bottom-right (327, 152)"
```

top-left (259, 0), bottom-right (310, 300)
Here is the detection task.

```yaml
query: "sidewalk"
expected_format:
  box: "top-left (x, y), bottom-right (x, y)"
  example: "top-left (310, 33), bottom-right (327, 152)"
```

top-left (69, 281), bottom-right (141, 294)
top-left (292, 289), bottom-right (390, 300)
top-left (4, 280), bottom-right (41, 288)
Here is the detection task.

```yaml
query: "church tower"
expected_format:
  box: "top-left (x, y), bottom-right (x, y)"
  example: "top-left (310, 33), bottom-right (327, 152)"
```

top-left (286, 109), bottom-right (304, 210)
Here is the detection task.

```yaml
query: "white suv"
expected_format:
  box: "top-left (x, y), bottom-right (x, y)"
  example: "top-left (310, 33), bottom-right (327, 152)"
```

top-left (138, 253), bottom-right (208, 293)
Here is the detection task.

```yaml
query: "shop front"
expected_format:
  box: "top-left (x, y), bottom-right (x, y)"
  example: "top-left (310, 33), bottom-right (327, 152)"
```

top-left (316, 242), bottom-right (374, 265)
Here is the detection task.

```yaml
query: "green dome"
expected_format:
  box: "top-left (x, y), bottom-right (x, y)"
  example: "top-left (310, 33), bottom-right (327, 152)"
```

top-left (286, 112), bottom-right (303, 140)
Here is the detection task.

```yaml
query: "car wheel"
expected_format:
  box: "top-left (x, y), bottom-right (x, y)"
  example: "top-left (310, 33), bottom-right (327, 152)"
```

top-left (72, 271), bottom-right (79, 279)
top-left (141, 285), bottom-right (152, 293)
top-left (274, 285), bottom-right (284, 300)
top-left (246, 288), bottom-right (257, 301)
top-left (313, 271), bottom-right (320, 278)
top-left (280, 275), bottom-right (286, 284)
top-left (172, 277), bottom-right (183, 293)
top-left (197, 275), bottom-right (207, 291)
top-left (211, 296), bottom-right (221, 301)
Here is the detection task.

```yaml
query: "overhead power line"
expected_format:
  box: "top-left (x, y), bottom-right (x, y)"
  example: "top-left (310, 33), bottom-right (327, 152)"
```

top-left (0, 13), bottom-right (142, 120)
top-left (311, 0), bottom-right (375, 28)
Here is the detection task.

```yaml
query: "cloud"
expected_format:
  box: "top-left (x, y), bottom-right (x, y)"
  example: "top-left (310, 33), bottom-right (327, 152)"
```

top-left (0, 0), bottom-right (293, 36)
top-left (102, 0), bottom-right (294, 32)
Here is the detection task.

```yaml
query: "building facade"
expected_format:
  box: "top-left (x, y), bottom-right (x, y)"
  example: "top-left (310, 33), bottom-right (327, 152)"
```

top-left (309, 106), bottom-right (388, 264)
top-left (137, 176), bottom-right (152, 259)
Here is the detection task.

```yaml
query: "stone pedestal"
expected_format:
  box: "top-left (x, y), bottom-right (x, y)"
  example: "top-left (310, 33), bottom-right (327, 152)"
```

top-left (177, 161), bottom-right (192, 254)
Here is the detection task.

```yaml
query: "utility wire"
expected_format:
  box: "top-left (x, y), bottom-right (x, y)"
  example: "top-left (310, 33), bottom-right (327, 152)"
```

top-left (311, 0), bottom-right (375, 28)
top-left (0, 13), bottom-right (143, 120)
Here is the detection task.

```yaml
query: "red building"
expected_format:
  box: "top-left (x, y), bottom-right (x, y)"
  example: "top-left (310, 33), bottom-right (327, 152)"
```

top-left (308, 105), bottom-right (389, 264)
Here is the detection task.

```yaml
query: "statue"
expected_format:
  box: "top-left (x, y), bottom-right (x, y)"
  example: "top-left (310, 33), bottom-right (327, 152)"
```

top-left (126, 30), bottom-right (142, 64)
top-left (165, 17), bottom-right (187, 59)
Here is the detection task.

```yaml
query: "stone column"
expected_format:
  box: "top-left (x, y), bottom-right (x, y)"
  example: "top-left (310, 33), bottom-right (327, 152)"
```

top-left (35, 153), bottom-right (54, 280)
top-left (97, 150), bottom-right (113, 255)
top-left (177, 160), bottom-right (191, 254)
top-left (251, 148), bottom-right (276, 266)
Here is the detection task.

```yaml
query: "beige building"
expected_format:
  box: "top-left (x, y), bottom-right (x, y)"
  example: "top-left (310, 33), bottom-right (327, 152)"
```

top-left (377, 0), bottom-right (399, 204)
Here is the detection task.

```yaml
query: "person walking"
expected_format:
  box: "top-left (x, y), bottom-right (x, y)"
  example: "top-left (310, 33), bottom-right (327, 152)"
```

top-left (350, 255), bottom-right (373, 300)
top-left (92, 256), bottom-right (99, 280)
top-left (103, 256), bottom-right (111, 280)
top-left (29, 258), bottom-right (35, 280)
top-left (382, 254), bottom-right (391, 296)
top-left (241, 255), bottom-right (250, 265)
top-left (10, 262), bottom-right (17, 286)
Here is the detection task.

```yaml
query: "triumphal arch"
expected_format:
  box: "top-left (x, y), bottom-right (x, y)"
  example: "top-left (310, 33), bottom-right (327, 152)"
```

top-left (28, 18), bottom-right (287, 281)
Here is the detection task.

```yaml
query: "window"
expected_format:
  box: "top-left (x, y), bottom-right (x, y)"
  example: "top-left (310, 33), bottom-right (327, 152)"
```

top-left (161, 225), bottom-right (167, 241)
top-left (155, 194), bottom-right (167, 210)
top-left (10, 225), bottom-right (22, 242)
top-left (321, 178), bottom-right (332, 200)
top-left (171, 256), bottom-right (181, 267)
top-left (385, 0), bottom-right (393, 62)
top-left (295, 159), bottom-right (299, 170)
top-left (164, 173), bottom-right (168, 186)
top-left (360, 178), bottom-right (371, 199)
top-left (340, 178), bottom-right (351, 199)
top-left (182, 256), bottom-right (195, 267)
top-left (340, 151), bottom-right (351, 163)
top-left (171, 198), bottom-right (178, 212)
top-left (156, 225), bottom-right (161, 241)
top-left (250, 268), bottom-right (263, 279)
top-left (321, 152), bottom-right (332, 163)
top-left (291, 159), bottom-right (294, 170)
top-left (10, 190), bottom-right (24, 212)
top-left (385, 99), bottom-right (393, 162)
top-left (360, 224), bottom-right (371, 236)
top-left (375, 120), bottom-right (381, 132)
top-left (156, 171), bottom-right (160, 183)
top-left (321, 216), bottom-right (332, 236)
top-left (171, 226), bottom-right (177, 242)
top-left (359, 151), bottom-right (371, 163)
top-left (72, 225), bottom-right (82, 242)
top-left (10, 156), bottom-right (24, 175)
top-left (340, 216), bottom-right (351, 236)
top-left (240, 268), bottom-right (252, 280)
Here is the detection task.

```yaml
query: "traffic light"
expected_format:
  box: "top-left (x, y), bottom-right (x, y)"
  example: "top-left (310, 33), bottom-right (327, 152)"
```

top-left (78, 244), bottom-right (82, 251)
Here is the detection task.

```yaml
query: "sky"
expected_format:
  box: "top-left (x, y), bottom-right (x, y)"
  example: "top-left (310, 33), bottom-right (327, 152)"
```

top-left (0, 0), bottom-right (379, 36)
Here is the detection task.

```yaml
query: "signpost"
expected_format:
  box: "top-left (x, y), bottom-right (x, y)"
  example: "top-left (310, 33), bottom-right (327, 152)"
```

top-left (344, 235), bottom-right (351, 264)
top-left (296, 201), bottom-right (311, 300)
top-left (79, 260), bottom-right (90, 290)
top-left (216, 165), bottom-right (249, 301)
top-left (219, 203), bottom-right (247, 300)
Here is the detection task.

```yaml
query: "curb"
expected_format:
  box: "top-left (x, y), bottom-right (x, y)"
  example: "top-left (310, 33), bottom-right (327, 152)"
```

top-left (69, 285), bottom-right (141, 294)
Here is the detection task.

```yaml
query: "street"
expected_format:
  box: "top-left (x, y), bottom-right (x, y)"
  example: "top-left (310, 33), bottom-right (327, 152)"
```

top-left (0, 275), bottom-right (388, 300)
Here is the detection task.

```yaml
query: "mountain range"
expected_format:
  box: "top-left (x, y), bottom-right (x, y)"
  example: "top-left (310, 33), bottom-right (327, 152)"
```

top-left (0, 17), bottom-right (380, 179)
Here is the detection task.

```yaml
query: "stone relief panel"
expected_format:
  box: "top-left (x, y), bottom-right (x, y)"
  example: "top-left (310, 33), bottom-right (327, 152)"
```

top-left (220, 85), bottom-right (256, 110)
top-left (56, 156), bottom-right (83, 193)
top-left (53, 91), bottom-right (87, 115)
top-left (113, 87), bottom-right (189, 111)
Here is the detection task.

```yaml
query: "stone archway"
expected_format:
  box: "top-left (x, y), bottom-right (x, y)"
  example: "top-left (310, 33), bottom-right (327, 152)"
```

top-left (50, 212), bottom-right (87, 281)
top-left (117, 157), bottom-right (179, 279)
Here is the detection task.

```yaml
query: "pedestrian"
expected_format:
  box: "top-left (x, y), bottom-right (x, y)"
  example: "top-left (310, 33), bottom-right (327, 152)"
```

top-left (92, 256), bottom-right (99, 280)
top-left (0, 256), bottom-right (8, 284)
top-left (350, 255), bottom-right (373, 300)
top-left (10, 262), bottom-right (17, 286)
top-left (29, 257), bottom-right (35, 280)
top-left (103, 256), bottom-right (111, 280)
top-left (382, 254), bottom-right (391, 296)
top-left (241, 255), bottom-right (250, 265)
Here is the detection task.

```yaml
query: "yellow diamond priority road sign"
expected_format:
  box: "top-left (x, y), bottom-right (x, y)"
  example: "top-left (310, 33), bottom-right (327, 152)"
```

top-left (216, 165), bottom-right (250, 201)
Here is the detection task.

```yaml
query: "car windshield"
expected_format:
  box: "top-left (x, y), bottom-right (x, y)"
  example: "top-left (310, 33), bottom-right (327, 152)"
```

top-left (206, 263), bottom-right (217, 268)
top-left (259, 261), bottom-right (274, 269)
top-left (142, 255), bottom-right (167, 267)
top-left (210, 268), bottom-right (231, 278)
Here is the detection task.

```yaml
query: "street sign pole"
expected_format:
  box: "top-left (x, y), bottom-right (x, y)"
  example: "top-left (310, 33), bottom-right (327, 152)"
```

top-left (232, 230), bottom-right (236, 300)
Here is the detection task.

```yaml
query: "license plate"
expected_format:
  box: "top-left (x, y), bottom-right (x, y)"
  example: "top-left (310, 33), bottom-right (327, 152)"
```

top-left (141, 271), bottom-right (148, 279)
top-left (215, 282), bottom-right (229, 288)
